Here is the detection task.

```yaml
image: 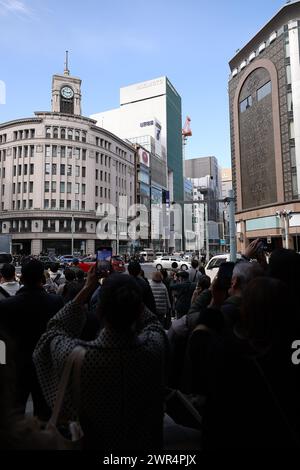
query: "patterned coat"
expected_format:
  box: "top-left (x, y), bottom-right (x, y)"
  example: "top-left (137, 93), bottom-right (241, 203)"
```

top-left (33, 302), bottom-right (168, 450)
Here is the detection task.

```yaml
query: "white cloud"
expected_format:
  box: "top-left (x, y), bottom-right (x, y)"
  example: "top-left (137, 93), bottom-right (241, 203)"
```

top-left (0, 0), bottom-right (33, 18)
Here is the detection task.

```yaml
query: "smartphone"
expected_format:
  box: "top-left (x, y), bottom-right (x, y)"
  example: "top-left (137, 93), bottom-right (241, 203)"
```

top-left (217, 261), bottom-right (235, 290)
top-left (96, 247), bottom-right (112, 275)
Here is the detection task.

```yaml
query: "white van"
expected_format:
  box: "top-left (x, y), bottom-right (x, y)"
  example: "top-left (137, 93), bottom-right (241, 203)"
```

top-left (205, 253), bottom-right (242, 281)
top-left (139, 250), bottom-right (154, 262)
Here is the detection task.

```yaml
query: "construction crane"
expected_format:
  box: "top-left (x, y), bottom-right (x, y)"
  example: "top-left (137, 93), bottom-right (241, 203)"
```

top-left (182, 116), bottom-right (192, 175)
top-left (182, 116), bottom-right (192, 138)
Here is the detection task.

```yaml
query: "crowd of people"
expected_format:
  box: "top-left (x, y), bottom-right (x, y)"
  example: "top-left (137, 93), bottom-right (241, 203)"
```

top-left (0, 239), bottom-right (300, 450)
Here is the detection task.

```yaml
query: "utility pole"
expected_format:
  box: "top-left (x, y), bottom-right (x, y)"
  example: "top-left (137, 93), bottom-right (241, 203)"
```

top-left (71, 213), bottom-right (74, 256)
top-left (228, 190), bottom-right (236, 262)
top-left (204, 200), bottom-right (209, 263)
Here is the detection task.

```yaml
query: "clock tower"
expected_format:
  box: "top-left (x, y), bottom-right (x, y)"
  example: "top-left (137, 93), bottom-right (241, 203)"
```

top-left (51, 51), bottom-right (82, 115)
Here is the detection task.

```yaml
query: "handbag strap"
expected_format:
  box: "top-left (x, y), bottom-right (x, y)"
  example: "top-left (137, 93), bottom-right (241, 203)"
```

top-left (253, 357), bottom-right (300, 447)
top-left (49, 345), bottom-right (86, 426)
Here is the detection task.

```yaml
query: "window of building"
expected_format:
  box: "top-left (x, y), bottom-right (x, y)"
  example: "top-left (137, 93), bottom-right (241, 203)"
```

top-left (75, 165), bottom-right (80, 177)
top-left (61, 128), bottom-right (66, 139)
top-left (68, 129), bottom-right (73, 140)
top-left (44, 199), bottom-right (49, 209)
top-left (75, 183), bottom-right (79, 194)
top-left (82, 201), bottom-right (85, 210)
top-left (68, 147), bottom-right (72, 157)
top-left (75, 148), bottom-right (80, 159)
top-left (287, 92), bottom-right (293, 112)
top-left (60, 182), bottom-right (65, 193)
top-left (30, 146), bottom-right (34, 157)
top-left (95, 186), bottom-right (98, 197)
top-left (51, 199), bottom-right (56, 209)
top-left (286, 65), bottom-right (291, 85)
top-left (45, 181), bottom-right (50, 192)
top-left (67, 182), bottom-right (72, 193)
top-left (23, 200), bottom-right (26, 209)
top-left (17, 200), bottom-right (21, 210)
top-left (18, 165), bottom-right (22, 176)
top-left (52, 145), bottom-right (57, 157)
top-left (51, 181), bottom-right (56, 192)
top-left (60, 164), bottom-right (65, 175)
top-left (53, 128), bottom-right (59, 139)
top-left (13, 183), bottom-right (16, 194)
top-left (13, 166), bottom-right (16, 176)
top-left (257, 81), bottom-right (271, 101)
top-left (29, 199), bottom-right (33, 209)
top-left (67, 165), bottom-right (72, 176)
top-left (290, 146), bottom-right (296, 167)
top-left (290, 121), bottom-right (295, 139)
top-left (45, 163), bottom-right (50, 175)
top-left (100, 187), bottom-right (103, 197)
top-left (17, 182), bottom-right (21, 193)
top-left (82, 167), bottom-right (86, 177)
top-left (24, 146), bottom-right (28, 158)
top-left (67, 200), bottom-right (71, 209)
top-left (30, 129), bottom-right (35, 139)
top-left (82, 132), bottom-right (86, 143)
top-left (75, 130), bottom-right (80, 141)
top-left (61, 146), bottom-right (66, 158)
top-left (30, 164), bottom-right (34, 175)
top-left (239, 95), bottom-right (252, 112)
top-left (75, 200), bottom-right (79, 210)
top-left (29, 182), bottom-right (33, 192)
top-left (46, 127), bottom-right (51, 138)
top-left (96, 152), bottom-right (99, 164)
top-left (82, 184), bottom-right (86, 195)
top-left (18, 147), bottom-right (22, 158)
top-left (60, 199), bottom-right (64, 209)
top-left (45, 145), bottom-right (51, 158)
top-left (96, 169), bottom-right (98, 180)
top-left (23, 182), bottom-right (27, 193)
top-left (82, 149), bottom-right (86, 160)
top-left (52, 164), bottom-right (57, 175)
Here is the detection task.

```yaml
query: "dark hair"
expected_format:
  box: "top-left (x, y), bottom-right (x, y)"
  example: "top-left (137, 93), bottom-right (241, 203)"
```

top-left (0, 263), bottom-right (15, 281)
top-left (191, 259), bottom-right (199, 269)
top-left (197, 274), bottom-right (211, 290)
top-left (21, 260), bottom-right (44, 286)
top-left (98, 274), bottom-right (143, 330)
top-left (72, 259), bottom-right (79, 266)
top-left (268, 249), bottom-right (300, 302)
top-left (177, 270), bottom-right (189, 280)
top-left (49, 262), bottom-right (60, 273)
top-left (64, 268), bottom-right (76, 282)
top-left (160, 269), bottom-right (169, 280)
top-left (127, 260), bottom-right (141, 277)
top-left (76, 269), bottom-right (85, 281)
top-left (241, 277), bottom-right (288, 345)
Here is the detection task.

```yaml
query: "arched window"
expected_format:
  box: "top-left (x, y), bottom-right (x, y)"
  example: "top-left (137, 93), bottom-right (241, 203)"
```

top-left (61, 128), bottom-right (66, 139)
top-left (53, 127), bottom-right (58, 139)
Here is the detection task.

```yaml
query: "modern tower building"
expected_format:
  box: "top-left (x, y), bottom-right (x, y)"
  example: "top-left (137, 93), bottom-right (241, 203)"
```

top-left (91, 76), bottom-right (184, 204)
top-left (229, 0), bottom-right (300, 251)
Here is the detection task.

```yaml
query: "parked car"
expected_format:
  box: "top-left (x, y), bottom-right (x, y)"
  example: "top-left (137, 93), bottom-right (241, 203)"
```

top-left (78, 255), bottom-right (125, 273)
top-left (153, 256), bottom-right (191, 271)
top-left (59, 255), bottom-right (75, 265)
top-left (38, 256), bottom-right (57, 270)
top-left (205, 253), bottom-right (242, 282)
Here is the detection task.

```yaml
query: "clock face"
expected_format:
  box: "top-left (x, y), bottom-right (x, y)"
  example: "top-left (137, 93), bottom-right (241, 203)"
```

top-left (61, 86), bottom-right (74, 99)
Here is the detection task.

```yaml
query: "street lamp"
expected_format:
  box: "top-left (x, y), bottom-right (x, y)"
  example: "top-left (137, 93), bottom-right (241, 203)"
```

top-left (276, 209), bottom-right (293, 248)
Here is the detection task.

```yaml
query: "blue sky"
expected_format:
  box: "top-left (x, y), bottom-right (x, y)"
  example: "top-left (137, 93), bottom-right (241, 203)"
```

top-left (0, 0), bottom-right (287, 167)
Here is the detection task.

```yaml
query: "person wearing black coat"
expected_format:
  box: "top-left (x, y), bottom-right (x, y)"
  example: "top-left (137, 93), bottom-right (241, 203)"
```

top-left (0, 260), bottom-right (64, 418)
